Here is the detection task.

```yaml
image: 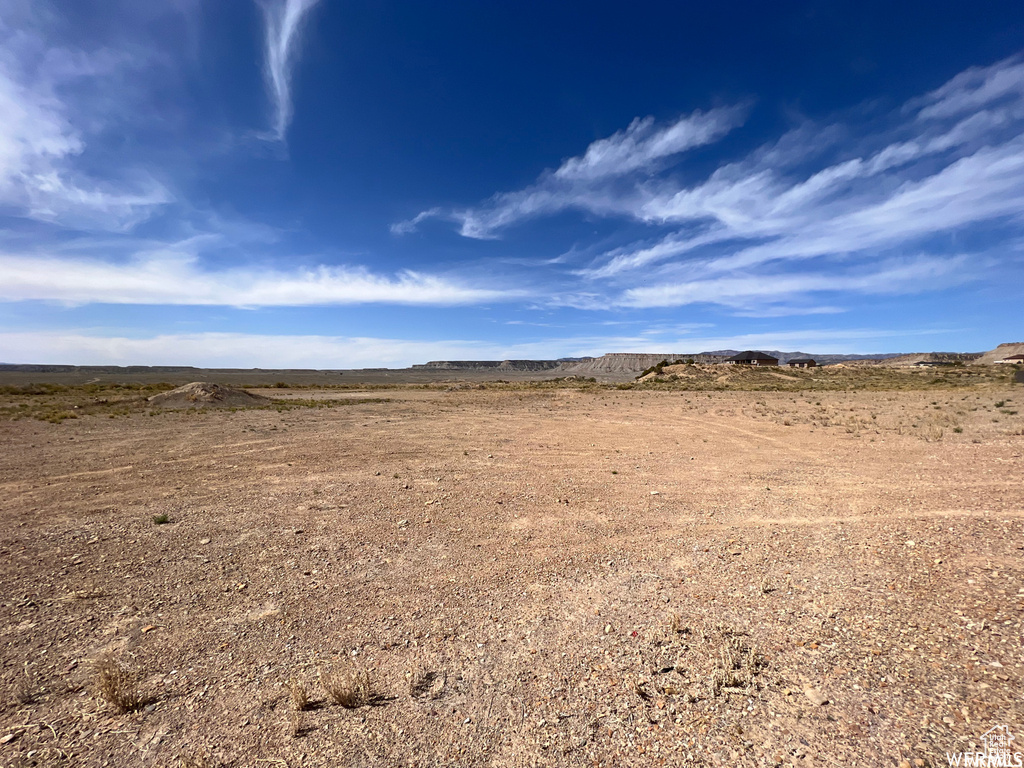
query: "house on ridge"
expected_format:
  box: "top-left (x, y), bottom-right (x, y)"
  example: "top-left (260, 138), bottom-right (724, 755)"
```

top-left (996, 354), bottom-right (1024, 364)
top-left (725, 351), bottom-right (779, 366)
top-left (787, 358), bottom-right (817, 368)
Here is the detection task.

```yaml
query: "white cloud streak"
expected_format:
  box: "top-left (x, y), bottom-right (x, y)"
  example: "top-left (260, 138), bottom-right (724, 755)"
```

top-left (577, 57), bottom-right (1024, 283)
top-left (258, 0), bottom-right (322, 141)
top-left (394, 106), bottom-right (748, 238)
top-left (552, 108), bottom-right (748, 182)
top-left (0, 251), bottom-right (514, 307)
top-left (618, 255), bottom-right (970, 309)
top-left (398, 56), bottom-right (1023, 316)
top-left (0, 326), bottom-right (949, 368)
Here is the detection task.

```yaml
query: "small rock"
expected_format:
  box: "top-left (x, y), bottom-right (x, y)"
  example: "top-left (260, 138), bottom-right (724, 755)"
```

top-left (397, 519), bottom-right (410, 527)
top-left (650, 491), bottom-right (660, 496)
top-left (899, 761), bottom-right (911, 768)
top-left (199, 538), bottom-right (211, 545)
top-left (0, 733), bottom-right (18, 744)
top-left (604, 624), bottom-right (612, 634)
top-left (803, 687), bottom-right (829, 706)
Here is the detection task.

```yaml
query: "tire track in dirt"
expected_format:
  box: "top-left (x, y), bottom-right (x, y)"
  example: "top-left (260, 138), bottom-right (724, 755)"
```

top-left (669, 413), bottom-right (826, 462)
top-left (699, 506), bottom-right (1023, 529)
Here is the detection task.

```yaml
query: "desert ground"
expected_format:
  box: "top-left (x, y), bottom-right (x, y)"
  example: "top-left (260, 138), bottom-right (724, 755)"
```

top-left (1, 371), bottom-right (1022, 767)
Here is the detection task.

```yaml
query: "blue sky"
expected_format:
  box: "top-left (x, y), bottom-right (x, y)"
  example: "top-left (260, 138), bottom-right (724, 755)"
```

top-left (1, 0), bottom-right (1022, 367)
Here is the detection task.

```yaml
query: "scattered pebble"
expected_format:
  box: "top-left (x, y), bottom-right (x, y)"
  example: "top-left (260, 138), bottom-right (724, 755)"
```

top-left (803, 687), bottom-right (829, 706)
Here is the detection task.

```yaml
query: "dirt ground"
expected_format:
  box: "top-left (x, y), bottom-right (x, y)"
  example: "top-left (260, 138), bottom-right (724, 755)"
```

top-left (1, 383), bottom-right (1022, 767)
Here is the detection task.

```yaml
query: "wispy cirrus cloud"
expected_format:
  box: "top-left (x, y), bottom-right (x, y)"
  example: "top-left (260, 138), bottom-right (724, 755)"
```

top-left (618, 255), bottom-right (972, 309)
top-left (393, 105), bottom-right (749, 238)
top-left (0, 248), bottom-right (513, 307)
top-left (402, 55), bottom-right (1024, 317)
top-left (0, 16), bottom-right (171, 230)
top-left (257, 0), bottom-right (322, 141)
top-left (576, 56), bottom-right (1024, 287)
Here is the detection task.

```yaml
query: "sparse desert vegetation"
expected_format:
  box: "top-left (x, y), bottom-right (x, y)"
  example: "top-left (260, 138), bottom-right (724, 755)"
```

top-left (93, 654), bottom-right (144, 714)
top-left (0, 371), bottom-right (1021, 766)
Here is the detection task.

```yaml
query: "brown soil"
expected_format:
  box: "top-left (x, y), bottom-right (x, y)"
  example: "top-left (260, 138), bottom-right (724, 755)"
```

top-left (1, 386), bottom-right (1022, 767)
top-left (147, 382), bottom-right (271, 409)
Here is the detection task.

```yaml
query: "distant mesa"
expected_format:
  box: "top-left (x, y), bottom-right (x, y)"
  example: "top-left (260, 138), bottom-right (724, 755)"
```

top-left (147, 382), bottom-right (271, 408)
top-left (412, 359), bottom-right (570, 372)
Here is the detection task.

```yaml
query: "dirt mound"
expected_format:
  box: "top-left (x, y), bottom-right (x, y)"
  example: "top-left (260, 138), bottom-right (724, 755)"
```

top-left (147, 382), bottom-right (271, 408)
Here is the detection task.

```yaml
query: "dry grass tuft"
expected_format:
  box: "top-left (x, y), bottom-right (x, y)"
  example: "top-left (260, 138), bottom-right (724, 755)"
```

top-left (631, 677), bottom-right (652, 700)
top-left (287, 677), bottom-right (311, 711)
top-left (94, 654), bottom-right (144, 713)
top-left (710, 635), bottom-right (766, 698)
top-left (14, 663), bottom-right (36, 705)
top-left (323, 666), bottom-right (373, 708)
top-left (407, 668), bottom-right (446, 700)
top-left (667, 613), bottom-right (690, 635)
top-left (289, 710), bottom-right (306, 738)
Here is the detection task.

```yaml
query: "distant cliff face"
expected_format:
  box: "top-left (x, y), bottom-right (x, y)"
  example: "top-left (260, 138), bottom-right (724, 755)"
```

top-left (417, 353), bottom-right (730, 375)
top-left (559, 353), bottom-right (724, 373)
top-left (412, 360), bottom-right (567, 371)
top-left (973, 342), bottom-right (1024, 365)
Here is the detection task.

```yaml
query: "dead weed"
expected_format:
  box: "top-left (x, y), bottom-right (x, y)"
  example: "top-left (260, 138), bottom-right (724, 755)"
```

top-left (94, 654), bottom-right (145, 714)
top-left (323, 666), bottom-right (374, 708)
